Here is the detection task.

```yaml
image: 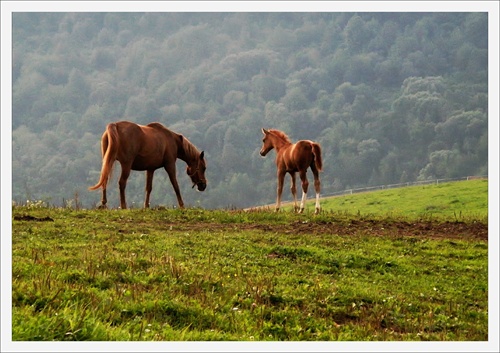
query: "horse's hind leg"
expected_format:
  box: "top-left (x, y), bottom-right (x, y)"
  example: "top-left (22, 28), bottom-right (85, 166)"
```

top-left (311, 165), bottom-right (321, 214)
top-left (290, 172), bottom-right (299, 212)
top-left (118, 163), bottom-right (131, 209)
top-left (99, 187), bottom-right (108, 209)
top-left (298, 170), bottom-right (309, 213)
top-left (144, 170), bottom-right (154, 208)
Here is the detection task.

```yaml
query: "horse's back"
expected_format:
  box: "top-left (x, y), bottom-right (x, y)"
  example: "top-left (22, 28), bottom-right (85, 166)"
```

top-left (114, 120), bottom-right (163, 135)
top-left (115, 121), bottom-right (146, 146)
top-left (101, 121), bottom-right (180, 169)
top-left (146, 122), bottom-right (169, 131)
top-left (104, 121), bottom-right (153, 167)
top-left (114, 121), bottom-right (172, 142)
top-left (114, 120), bottom-right (141, 130)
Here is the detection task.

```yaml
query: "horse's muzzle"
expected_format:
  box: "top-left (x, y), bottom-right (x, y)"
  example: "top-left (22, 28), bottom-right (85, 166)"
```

top-left (194, 182), bottom-right (207, 191)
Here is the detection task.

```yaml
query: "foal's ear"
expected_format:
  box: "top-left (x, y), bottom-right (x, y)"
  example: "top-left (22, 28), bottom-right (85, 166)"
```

top-left (200, 151), bottom-right (204, 160)
top-left (262, 128), bottom-right (269, 135)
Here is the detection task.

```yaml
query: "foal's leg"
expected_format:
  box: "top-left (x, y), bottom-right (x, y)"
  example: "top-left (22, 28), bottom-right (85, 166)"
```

top-left (144, 170), bottom-right (154, 208)
top-left (275, 169), bottom-right (286, 212)
top-left (118, 163), bottom-right (131, 209)
top-left (165, 164), bottom-right (185, 209)
top-left (299, 170), bottom-right (309, 213)
top-left (290, 172), bottom-right (299, 212)
top-left (311, 165), bottom-right (321, 214)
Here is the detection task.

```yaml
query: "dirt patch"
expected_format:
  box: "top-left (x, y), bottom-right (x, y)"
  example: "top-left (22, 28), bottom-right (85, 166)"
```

top-left (13, 214), bottom-right (54, 222)
top-left (164, 219), bottom-right (488, 241)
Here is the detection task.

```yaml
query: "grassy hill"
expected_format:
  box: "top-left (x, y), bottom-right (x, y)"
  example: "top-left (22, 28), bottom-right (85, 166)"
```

top-left (271, 179), bottom-right (488, 222)
top-left (10, 179), bottom-right (489, 342)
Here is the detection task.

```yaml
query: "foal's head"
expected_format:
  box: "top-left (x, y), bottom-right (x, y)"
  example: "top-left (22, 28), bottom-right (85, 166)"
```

top-left (187, 151), bottom-right (207, 191)
top-left (260, 128), bottom-right (291, 156)
top-left (260, 128), bottom-right (274, 156)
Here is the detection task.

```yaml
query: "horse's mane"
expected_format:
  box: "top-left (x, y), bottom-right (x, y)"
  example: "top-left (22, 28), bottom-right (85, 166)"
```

top-left (181, 135), bottom-right (200, 160)
top-left (269, 129), bottom-right (292, 144)
top-left (147, 122), bottom-right (200, 160)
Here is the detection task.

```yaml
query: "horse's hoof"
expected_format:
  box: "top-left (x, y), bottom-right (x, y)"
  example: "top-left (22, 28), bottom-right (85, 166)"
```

top-left (299, 208), bottom-right (304, 213)
top-left (97, 204), bottom-right (107, 210)
top-left (315, 208), bottom-right (321, 214)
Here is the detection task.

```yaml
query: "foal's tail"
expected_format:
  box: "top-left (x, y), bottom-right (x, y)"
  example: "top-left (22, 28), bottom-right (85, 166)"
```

top-left (311, 142), bottom-right (323, 172)
top-left (89, 123), bottom-right (119, 191)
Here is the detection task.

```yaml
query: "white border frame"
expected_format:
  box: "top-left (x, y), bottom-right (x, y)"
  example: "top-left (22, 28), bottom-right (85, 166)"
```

top-left (2, 2), bottom-right (499, 352)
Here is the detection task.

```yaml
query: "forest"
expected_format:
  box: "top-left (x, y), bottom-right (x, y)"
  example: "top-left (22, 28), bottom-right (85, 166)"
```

top-left (11, 12), bottom-right (488, 209)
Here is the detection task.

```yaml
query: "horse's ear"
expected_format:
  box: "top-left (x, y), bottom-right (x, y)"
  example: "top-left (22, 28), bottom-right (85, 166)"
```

top-left (200, 151), bottom-right (204, 160)
top-left (262, 128), bottom-right (269, 135)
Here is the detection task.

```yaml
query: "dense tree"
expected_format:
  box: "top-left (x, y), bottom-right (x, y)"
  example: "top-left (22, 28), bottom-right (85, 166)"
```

top-left (11, 12), bottom-right (489, 209)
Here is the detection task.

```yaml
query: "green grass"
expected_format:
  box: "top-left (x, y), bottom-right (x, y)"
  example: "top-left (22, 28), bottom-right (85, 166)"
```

top-left (282, 179), bottom-right (488, 221)
top-left (11, 180), bottom-right (489, 341)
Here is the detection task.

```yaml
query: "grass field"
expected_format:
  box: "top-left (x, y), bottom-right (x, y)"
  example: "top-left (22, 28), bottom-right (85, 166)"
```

top-left (270, 179), bottom-right (488, 221)
top-left (10, 180), bottom-right (489, 342)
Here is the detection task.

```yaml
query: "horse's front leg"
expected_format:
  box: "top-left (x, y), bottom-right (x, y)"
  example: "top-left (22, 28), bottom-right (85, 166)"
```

top-left (275, 169), bottom-right (286, 212)
top-left (299, 170), bottom-right (309, 213)
top-left (165, 165), bottom-right (185, 209)
top-left (144, 170), bottom-right (154, 208)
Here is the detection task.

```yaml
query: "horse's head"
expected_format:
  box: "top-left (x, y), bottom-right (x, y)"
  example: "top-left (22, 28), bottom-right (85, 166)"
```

top-left (260, 128), bottom-right (274, 156)
top-left (187, 151), bottom-right (207, 191)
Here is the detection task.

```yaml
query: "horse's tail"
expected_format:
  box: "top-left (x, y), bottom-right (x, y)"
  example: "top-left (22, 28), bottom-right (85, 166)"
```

top-left (88, 123), bottom-right (119, 191)
top-left (311, 142), bottom-right (323, 172)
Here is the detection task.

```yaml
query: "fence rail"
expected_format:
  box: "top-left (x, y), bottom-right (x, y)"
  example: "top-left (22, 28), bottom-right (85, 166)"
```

top-left (251, 176), bottom-right (488, 209)
top-left (323, 176), bottom-right (488, 198)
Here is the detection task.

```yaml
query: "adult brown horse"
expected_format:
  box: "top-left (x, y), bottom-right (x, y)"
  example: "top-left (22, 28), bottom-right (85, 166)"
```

top-left (260, 128), bottom-right (323, 214)
top-left (89, 121), bottom-right (207, 209)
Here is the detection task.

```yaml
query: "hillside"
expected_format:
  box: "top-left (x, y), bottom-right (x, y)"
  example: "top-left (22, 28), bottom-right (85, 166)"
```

top-left (259, 179), bottom-right (488, 221)
top-left (11, 12), bottom-right (488, 209)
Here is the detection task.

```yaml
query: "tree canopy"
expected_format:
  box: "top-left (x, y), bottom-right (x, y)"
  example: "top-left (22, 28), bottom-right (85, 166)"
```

top-left (12, 12), bottom-right (488, 209)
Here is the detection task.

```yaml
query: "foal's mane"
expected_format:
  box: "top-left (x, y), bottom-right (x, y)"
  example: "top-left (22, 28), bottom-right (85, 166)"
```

top-left (269, 129), bottom-right (292, 144)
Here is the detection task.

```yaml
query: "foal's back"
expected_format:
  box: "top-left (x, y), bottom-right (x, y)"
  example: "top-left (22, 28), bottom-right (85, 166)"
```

top-left (278, 140), bottom-right (316, 172)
